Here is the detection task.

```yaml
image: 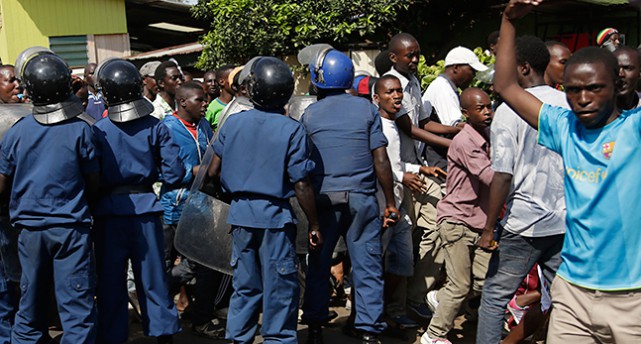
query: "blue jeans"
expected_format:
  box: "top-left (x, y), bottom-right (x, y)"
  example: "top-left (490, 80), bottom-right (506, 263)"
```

top-left (476, 230), bottom-right (564, 344)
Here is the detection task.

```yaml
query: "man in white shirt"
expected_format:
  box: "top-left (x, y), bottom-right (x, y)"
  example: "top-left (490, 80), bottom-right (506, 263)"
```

top-left (476, 35), bottom-right (569, 344)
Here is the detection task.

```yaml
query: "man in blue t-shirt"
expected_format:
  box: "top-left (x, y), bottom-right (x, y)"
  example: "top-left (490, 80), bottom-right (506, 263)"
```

top-left (494, 1), bottom-right (641, 342)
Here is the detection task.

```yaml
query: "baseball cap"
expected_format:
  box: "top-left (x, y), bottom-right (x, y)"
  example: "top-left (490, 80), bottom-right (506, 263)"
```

top-left (444, 47), bottom-right (488, 72)
top-left (139, 61), bottom-right (161, 77)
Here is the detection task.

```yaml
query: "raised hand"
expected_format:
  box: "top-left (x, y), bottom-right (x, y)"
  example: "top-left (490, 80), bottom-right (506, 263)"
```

top-left (504, 0), bottom-right (543, 21)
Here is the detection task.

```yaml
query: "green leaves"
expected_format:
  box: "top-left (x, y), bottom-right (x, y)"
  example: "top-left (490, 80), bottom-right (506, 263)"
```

top-left (193, 0), bottom-right (406, 70)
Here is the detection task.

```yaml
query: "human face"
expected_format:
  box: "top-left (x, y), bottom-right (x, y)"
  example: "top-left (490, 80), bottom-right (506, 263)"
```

top-left (143, 75), bottom-right (158, 96)
top-left (609, 33), bottom-right (621, 49)
top-left (564, 62), bottom-right (617, 129)
top-left (614, 50), bottom-right (640, 97)
top-left (390, 40), bottom-right (420, 75)
top-left (455, 64), bottom-right (476, 89)
top-left (203, 71), bottom-right (218, 97)
top-left (0, 67), bottom-right (20, 103)
top-left (181, 88), bottom-right (208, 123)
top-left (462, 91), bottom-right (493, 130)
top-left (84, 63), bottom-right (96, 87)
top-left (161, 67), bottom-right (183, 96)
top-left (374, 78), bottom-right (403, 116)
top-left (546, 44), bottom-right (571, 86)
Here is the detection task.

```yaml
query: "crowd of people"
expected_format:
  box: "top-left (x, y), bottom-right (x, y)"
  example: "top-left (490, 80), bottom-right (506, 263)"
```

top-left (0, 0), bottom-right (639, 343)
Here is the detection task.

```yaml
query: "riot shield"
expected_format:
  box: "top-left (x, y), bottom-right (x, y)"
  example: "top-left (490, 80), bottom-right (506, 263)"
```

top-left (175, 144), bottom-right (310, 274)
top-left (286, 95), bottom-right (316, 121)
top-left (0, 103), bottom-right (32, 140)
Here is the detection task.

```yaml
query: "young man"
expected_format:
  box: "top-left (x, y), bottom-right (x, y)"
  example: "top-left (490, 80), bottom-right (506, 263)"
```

top-left (2, 48), bottom-right (99, 344)
top-left (207, 57), bottom-right (320, 344)
top-left (300, 47), bottom-right (399, 344)
top-left (422, 46), bottom-right (489, 127)
top-left (203, 70), bottom-right (219, 103)
top-left (596, 27), bottom-right (620, 52)
top-left (476, 35), bottom-right (569, 344)
top-left (140, 61), bottom-right (161, 102)
top-left (421, 88), bottom-right (494, 344)
top-left (84, 62), bottom-right (106, 121)
top-left (93, 59), bottom-right (183, 344)
top-left (614, 47), bottom-right (641, 110)
top-left (152, 61), bottom-right (184, 120)
top-left (373, 75), bottom-right (446, 330)
top-left (205, 64), bottom-right (235, 130)
top-left (494, 1), bottom-right (641, 342)
top-left (384, 33), bottom-right (454, 320)
top-left (161, 82), bottom-right (228, 339)
top-left (544, 41), bottom-right (571, 88)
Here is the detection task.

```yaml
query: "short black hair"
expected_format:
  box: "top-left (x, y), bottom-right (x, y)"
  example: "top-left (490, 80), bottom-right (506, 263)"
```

top-left (374, 74), bottom-right (400, 94)
top-left (614, 46), bottom-right (641, 66)
top-left (154, 61), bottom-right (178, 83)
top-left (375, 49), bottom-right (394, 75)
top-left (545, 40), bottom-right (568, 49)
top-left (176, 81), bottom-right (204, 98)
top-left (566, 46), bottom-right (618, 82)
top-left (487, 30), bottom-right (500, 47)
top-left (215, 64), bottom-right (235, 80)
top-left (515, 36), bottom-right (550, 76)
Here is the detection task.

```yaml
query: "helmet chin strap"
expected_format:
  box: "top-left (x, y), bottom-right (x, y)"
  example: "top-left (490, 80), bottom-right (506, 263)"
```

top-left (313, 47), bottom-right (332, 85)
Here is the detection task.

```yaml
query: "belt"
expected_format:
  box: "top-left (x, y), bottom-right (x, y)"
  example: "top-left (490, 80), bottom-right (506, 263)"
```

top-left (110, 185), bottom-right (154, 195)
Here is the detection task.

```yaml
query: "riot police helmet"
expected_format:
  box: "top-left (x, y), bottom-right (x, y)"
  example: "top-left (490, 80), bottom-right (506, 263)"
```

top-left (309, 49), bottom-right (354, 90)
top-left (247, 57), bottom-right (294, 111)
top-left (15, 47), bottom-right (72, 106)
top-left (98, 58), bottom-right (153, 122)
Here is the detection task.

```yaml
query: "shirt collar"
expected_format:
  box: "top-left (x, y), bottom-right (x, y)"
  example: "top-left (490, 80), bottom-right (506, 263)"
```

top-left (462, 123), bottom-right (490, 149)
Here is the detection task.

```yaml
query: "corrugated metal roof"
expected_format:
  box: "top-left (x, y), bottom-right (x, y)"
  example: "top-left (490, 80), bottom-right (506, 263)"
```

top-left (126, 42), bottom-right (202, 60)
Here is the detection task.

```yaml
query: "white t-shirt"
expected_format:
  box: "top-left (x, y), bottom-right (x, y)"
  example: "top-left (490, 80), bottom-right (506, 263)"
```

top-left (491, 85), bottom-right (569, 237)
top-left (422, 75), bottom-right (462, 126)
top-left (376, 117), bottom-right (421, 211)
top-left (384, 67), bottom-right (430, 165)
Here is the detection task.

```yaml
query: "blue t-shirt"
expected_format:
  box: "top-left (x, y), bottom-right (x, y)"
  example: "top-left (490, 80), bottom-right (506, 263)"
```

top-left (213, 108), bottom-right (314, 229)
top-left (92, 115), bottom-right (185, 217)
top-left (538, 104), bottom-right (641, 291)
top-left (0, 115), bottom-right (99, 228)
top-left (301, 93), bottom-right (388, 194)
top-left (86, 91), bottom-right (106, 121)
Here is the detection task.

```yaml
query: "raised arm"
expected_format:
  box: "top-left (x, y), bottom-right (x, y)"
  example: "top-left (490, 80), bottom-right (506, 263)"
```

top-left (494, 0), bottom-right (545, 129)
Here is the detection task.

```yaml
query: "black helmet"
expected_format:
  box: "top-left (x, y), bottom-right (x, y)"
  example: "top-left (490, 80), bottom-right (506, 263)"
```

top-left (98, 58), bottom-right (153, 122)
top-left (247, 57), bottom-right (294, 111)
top-left (16, 48), bottom-right (72, 106)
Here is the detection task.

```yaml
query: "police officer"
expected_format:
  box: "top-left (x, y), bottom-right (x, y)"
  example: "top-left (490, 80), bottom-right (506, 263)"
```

top-left (207, 56), bottom-right (320, 344)
top-left (299, 47), bottom-right (399, 344)
top-left (0, 47), bottom-right (99, 344)
top-left (92, 59), bottom-right (183, 344)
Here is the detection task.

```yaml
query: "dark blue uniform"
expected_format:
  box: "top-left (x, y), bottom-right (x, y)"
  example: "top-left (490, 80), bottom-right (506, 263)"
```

top-left (301, 93), bottom-right (388, 333)
top-left (0, 115), bottom-right (99, 344)
top-left (213, 109), bottom-right (314, 344)
top-left (92, 115), bottom-right (184, 343)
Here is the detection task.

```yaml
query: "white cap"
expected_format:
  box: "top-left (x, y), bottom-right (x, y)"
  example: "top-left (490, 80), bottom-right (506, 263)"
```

top-left (444, 46), bottom-right (488, 72)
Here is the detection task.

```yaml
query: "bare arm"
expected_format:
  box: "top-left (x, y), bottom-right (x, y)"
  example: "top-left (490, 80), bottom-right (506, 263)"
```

top-left (294, 177), bottom-right (322, 252)
top-left (0, 174), bottom-right (7, 197)
top-left (478, 172), bottom-right (512, 250)
top-left (207, 153), bottom-right (222, 180)
top-left (422, 119), bottom-right (461, 136)
top-left (372, 146), bottom-right (400, 227)
top-left (494, 0), bottom-right (545, 129)
top-left (396, 115), bottom-right (451, 148)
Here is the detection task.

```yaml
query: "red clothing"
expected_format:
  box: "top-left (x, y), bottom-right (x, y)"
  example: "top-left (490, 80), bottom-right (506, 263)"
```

top-left (436, 124), bottom-right (494, 231)
top-left (172, 112), bottom-right (198, 140)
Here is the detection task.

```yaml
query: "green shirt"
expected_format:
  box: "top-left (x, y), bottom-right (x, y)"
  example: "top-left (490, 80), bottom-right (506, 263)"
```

top-left (205, 98), bottom-right (229, 130)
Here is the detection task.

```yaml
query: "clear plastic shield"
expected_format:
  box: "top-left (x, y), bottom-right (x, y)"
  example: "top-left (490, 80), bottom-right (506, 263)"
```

top-left (0, 103), bottom-right (32, 140)
top-left (286, 95), bottom-right (316, 121)
top-left (175, 144), bottom-right (310, 274)
top-left (297, 44), bottom-right (334, 66)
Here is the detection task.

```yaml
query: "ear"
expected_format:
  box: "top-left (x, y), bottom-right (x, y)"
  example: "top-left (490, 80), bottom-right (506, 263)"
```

top-left (461, 108), bottom-right (469, 120)
top-left (157, 78), bottom-right (165, 89)
top-left (519, 63), bottom-right (530, 76)
top-left (389, 51), bottom-right (398, 64)
top-left (373, 93), bottom-right (380, 103)
top-left (179, 96), bottom-right (186, 108)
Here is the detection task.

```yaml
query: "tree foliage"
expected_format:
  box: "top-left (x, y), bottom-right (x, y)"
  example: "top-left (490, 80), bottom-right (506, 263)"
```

top-left (192, 0), bottom-right (407, 69)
